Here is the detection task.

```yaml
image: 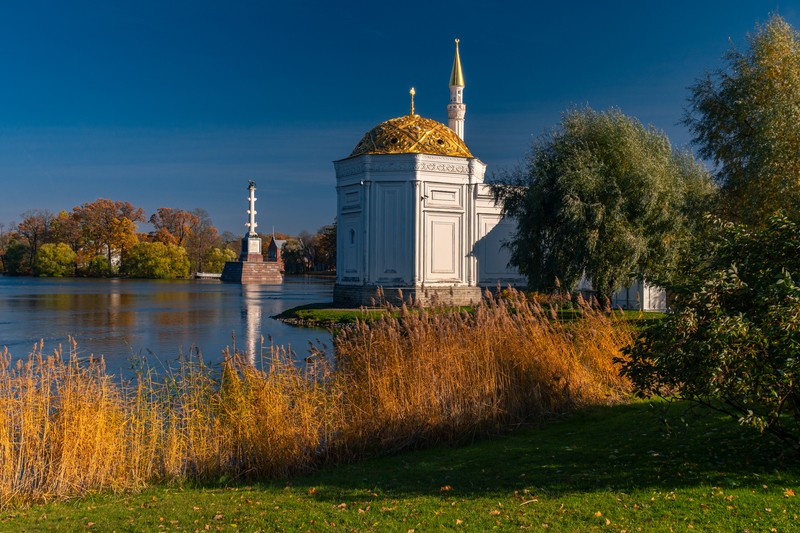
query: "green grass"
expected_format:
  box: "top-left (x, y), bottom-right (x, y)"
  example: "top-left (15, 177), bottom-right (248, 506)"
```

top-left (3, 400), bottom-right (798, 531)
top-left (274, 303), bottom-right (473, 328)
top-left (277, 302), bottom-right (663, 330)
top-left (273, 302), bottom-right (389, 327)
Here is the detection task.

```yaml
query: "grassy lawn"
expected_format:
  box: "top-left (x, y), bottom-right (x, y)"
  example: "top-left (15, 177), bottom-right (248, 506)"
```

top-left (3, 400), bottom-right (797, 532)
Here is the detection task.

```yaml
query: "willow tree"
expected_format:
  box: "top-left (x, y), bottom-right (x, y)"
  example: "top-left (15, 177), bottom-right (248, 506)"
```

top-left (493, 107), bottom-right (714, 300)
top-left (685, 15), bottom-right (800, 226)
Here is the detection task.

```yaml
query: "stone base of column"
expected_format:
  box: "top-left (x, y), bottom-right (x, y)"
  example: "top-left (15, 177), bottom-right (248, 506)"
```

top-left (221, 261), bottom-right (283, 284)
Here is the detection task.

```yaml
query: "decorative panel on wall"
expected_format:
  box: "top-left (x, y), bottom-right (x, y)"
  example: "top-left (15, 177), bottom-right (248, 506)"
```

top-left (424, 213), bottom-right (462, 282)
top-left (375, 184), bottom-right (407, 282)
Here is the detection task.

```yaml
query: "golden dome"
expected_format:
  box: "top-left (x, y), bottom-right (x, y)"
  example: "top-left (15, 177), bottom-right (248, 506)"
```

top-left (349, 114), bottom-right (473, 158)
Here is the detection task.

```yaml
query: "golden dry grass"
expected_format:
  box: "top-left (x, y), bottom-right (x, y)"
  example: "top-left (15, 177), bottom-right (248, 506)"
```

top-left (0, 289), bottom-right (634, 507)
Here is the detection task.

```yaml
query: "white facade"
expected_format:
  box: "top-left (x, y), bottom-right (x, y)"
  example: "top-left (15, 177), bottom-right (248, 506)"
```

top-left (577, 277), bottom-right (668, 312)
top-left (333, 152), bottom-right (524, 306)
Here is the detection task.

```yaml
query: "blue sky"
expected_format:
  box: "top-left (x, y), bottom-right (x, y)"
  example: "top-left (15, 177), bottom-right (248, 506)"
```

top-left (0, 1), bottom-right (797, 235)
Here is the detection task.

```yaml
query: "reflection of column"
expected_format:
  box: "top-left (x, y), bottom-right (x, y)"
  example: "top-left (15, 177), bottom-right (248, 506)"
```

top-left (241, 284), bottom-right (261, 364)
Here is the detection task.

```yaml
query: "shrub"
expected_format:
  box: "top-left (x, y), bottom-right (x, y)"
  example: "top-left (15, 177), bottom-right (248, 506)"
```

top-left (85, 254), bottom-right (115, 277)
top-left (122, 241), bottom-right (190, 279)
top-left (3, 241), bottom-right (29, 275)
top-left (621, 214), bottom-right (800, 448)
top-left (204, 247), bottom-right (237, 273)
top-left (33, 243), bottom-right (76, 277)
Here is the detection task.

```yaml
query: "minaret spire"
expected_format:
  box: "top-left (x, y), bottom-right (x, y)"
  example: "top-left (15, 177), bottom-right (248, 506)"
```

top-left (447, 38), bottom-right (466, 140)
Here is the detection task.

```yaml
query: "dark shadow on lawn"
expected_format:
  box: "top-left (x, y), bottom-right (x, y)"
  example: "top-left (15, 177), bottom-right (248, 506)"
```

top-left (281, 401), bottom-right (800, 500)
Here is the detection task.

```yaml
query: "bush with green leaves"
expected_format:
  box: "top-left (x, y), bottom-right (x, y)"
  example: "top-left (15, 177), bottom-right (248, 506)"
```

top-left (122, 242), bottom-right (190, 279)
top-left (84, 254), bottom-right (115, 277)
top-left (33, 243), bottom-right (76, 277)
top-left (2, 241), bottom-right (30, 275)
top-left (203, 247), bottom-right (237, 273)
top-left (620, 214), bottom-right (800, 448)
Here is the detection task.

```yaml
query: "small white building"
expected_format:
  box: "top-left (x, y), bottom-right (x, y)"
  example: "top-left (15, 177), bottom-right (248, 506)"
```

top-left (333, 41), bottom-right (524, 306)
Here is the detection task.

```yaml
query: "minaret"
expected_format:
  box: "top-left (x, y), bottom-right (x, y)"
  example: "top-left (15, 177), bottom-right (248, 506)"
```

top-left (447, 38), bottom-right (466, 140)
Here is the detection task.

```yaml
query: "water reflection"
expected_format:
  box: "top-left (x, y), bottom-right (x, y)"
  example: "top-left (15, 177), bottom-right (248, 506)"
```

top-left (241, 284), bottom-right (261, 364)
top-left (0, 277), bottom-right (333, 377)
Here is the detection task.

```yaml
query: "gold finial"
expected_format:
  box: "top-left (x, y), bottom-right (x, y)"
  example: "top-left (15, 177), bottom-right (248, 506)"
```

top-left (409, 87), bottom-right (416, 115)
top-left (450, 38), bottom-right (465, 87)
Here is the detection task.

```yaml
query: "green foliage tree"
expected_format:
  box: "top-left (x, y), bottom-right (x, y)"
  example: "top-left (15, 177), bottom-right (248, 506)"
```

top-left (203, 247), bottom-right (237, 273)
top-left (621, 213), bottom-right (800, 448)
top-left (85, 255), bottom-right (114, 278)
top-left (684, 15), bottom-right (800, 226)
top-left (33, 243), bottom-right (77, 277)
top-left (281, 238), bottom-right (307, 274)
top-left (122, 242), bottom-right (190, 279)
top-left (493, 107), bottom-right (714, 299)
top-left (3, 240), bottom-right (30, 275)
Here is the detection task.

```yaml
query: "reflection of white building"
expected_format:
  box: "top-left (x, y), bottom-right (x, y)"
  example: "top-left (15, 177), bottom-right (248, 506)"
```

top-left (334, 41), bottom-right (524, 306)
top-left (333, 40), bottom-right (667, 311)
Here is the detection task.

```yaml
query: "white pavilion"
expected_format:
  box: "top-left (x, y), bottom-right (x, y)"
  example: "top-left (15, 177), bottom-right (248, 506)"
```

top-left (332, 40), bottom-right (666, 311)
top-left (333, 40), bottom-right (524, 306)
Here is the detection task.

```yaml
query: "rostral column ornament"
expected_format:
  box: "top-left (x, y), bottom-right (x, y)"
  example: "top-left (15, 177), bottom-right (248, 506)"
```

top-left (245, 180), bottom-right (258, 236)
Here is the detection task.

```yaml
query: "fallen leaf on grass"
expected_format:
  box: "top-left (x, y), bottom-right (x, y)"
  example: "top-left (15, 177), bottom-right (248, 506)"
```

top-left (441, 485), bottom-right (452, 492)
top-left (456, 519), bottom-right (463, 525)
top-left (490, 510), bottom-right (500, 516)
top-left (595, 511), bottom-right (602, 517)
top-left (785, 489), bottom-right (796, 497)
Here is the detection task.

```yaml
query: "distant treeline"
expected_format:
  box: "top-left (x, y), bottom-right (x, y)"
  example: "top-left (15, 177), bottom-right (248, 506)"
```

top-left (0, 200), bottom-right (335, 279)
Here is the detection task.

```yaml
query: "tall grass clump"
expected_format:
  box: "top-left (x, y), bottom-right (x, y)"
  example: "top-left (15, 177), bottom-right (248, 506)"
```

top-left (0, 289), bottom-right (633, 507)
top-left (334, 289), bottom-right (633, 454)
top-left (0, 341), bottom-right (132, 508)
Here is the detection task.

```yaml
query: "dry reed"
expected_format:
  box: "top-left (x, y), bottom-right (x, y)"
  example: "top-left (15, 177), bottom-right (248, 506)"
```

top-left (0, 289), bottom-right (633, 507)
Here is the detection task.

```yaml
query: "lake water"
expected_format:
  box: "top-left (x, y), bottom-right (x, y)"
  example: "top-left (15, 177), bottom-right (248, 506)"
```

top-left (0, 276), bottom-right (334, 377)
